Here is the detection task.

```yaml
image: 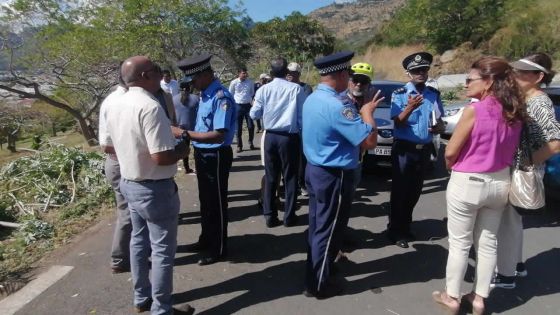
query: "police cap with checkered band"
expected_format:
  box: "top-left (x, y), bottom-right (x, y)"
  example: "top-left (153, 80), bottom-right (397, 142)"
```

top-left (314, 51), bottom-right (355, 75)
top-left (177, 54), bottom-right (212, 82)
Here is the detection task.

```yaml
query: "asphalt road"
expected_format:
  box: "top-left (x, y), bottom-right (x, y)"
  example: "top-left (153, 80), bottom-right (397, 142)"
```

top-left (12, 134), bottom-right (560, 315)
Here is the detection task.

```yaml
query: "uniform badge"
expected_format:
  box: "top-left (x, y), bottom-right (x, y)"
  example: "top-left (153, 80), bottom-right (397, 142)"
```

top-left (414, 55), bottom-right (422, 62)
top-left (216, 90), bottom-right (225, 98)
top-left (221, 101), bottom-right (228, 111)
top-left (341, 107), bottom-right (356, 120)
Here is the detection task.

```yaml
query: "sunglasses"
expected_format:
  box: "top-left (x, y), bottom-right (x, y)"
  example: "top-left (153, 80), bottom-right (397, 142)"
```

top-left (351, 76), bottom-right (371, 85)
top-left (465, 77), bottom-right (483, 85)
top-left (409, 67), bottom-right (429, 75)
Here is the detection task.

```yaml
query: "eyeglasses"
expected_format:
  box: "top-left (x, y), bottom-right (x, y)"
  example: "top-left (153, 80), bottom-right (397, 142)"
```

top-left (351, 76), bottom-right (371, 85)
top-left (409, 67), bottom-right (429, 75)
top-left (465, 77), bottom-right (483, 85)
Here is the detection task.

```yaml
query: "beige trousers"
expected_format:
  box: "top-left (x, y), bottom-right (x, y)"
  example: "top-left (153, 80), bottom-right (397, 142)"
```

top-left (496, 204), bottom-right (523, 276)
top-left (445, 167), bottom-right (510, 298)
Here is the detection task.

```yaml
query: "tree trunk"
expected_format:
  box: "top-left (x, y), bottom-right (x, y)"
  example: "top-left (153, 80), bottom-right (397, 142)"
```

top-left (7, 133), bottom-right (16, 153)
top-left (51, 122), bottom-right (57, 137)
top-left (76, 117), bottom-right (97, 146)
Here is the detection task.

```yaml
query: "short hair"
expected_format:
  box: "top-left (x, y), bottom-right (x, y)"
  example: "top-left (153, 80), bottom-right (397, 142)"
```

top-left (239, 67), bottom-right (248, 73)
top-left (162, 69), bottom-right (171, 76)
top-left (270, 57), bottom-right (288, 78)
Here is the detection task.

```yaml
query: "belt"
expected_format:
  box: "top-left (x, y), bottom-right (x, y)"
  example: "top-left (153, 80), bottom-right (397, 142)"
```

top-left (123, 178), bottom-right (173, 183)
top-left (394, 139), bottom-right (430, 150)
top-left (265, 130), bottom-right (298, 136)
top-left (194, 146), bottom-right (231, 153)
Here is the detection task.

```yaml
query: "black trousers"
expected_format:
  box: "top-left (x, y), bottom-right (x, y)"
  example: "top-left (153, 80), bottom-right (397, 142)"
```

top-left (298, 134), bottom-right (307, 190)
top-left (236, 103), bottom-right (254, 149)
top-left (305, 164), bottom-right (354, 293)
top-left (388, 139), bottom-right (431, 237)
top-left (263, 131), bottom-right (300, 223)
top-left (194, 146), bottom-right (233, 257)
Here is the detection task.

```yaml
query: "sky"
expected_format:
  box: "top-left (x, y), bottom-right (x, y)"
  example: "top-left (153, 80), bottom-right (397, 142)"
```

top-left (228, 0), bottom-right (351, 22)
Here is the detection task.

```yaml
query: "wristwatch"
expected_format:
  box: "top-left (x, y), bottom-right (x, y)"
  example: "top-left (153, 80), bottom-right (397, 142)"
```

top-left (181, 130), bottom-right (190, 140)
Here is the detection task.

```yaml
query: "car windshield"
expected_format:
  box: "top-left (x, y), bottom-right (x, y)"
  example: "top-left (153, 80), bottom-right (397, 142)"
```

top-left (372, 83), bottom-right (404, 108)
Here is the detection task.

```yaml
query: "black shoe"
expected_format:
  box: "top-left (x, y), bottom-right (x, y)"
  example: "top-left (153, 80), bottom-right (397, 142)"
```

top-left (133, 299), bottom-right (153, 313)
top-left (303, 282), bottom-right (343, 299)
top-left (249, 144), bottom-right (256, 150)
top-left (172, 303), bottom-right (195, 315)
top-left (198, 255), bottom-right (224, 266)
top-left (515, 262), bottom-right (528, 277)
top-left (236, 147), bottom-right (242, 153)
top-left (266, 217), bottom-right (281, 228)
top-left (183, 242), bottom-right (207, 253)
top-left (283, 216), bottom-right (298, 227)
top-left (395, 239), bottom-right (409, 248)
top-left (111, 265), bottom-right (130, 274)
top-left (490, 273), bottom-right (516, 289)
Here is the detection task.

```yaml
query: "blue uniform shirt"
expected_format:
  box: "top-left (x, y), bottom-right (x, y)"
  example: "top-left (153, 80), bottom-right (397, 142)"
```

top-left (302, 84), bottom-right (373, 170)
top-left (193, 79), bottom-right (237, 149)
top-left (390, 81), bottom-right (443, 144)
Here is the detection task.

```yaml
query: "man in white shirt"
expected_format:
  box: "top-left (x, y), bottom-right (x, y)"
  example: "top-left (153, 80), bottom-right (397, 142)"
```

top-left (229, 67), bottom-right (255, 152)
top-left (250, 57), bottom-right (306, 228)
top-left (103, 56), bottom-right (192, 315)
top-left (160, 69), bottom-right (179, 96)
top-left (98, 80), bottom-right (129, 274)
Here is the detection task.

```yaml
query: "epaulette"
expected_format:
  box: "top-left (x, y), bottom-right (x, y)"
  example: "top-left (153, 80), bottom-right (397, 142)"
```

top-left (393, 87), bottom-right (406, 94)
top-left (427, 86), bottom-right (441, 95)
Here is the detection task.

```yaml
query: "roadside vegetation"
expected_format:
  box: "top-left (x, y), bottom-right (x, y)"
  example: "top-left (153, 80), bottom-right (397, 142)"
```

top-left (0, 143), bottom-right (112, 283)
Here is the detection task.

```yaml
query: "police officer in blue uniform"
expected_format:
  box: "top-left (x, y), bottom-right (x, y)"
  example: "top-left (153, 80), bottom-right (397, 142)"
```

top-left (302, 51), bottom-right (382, 298)
top-left (387, 52), bottom-right (445, 248)
top-left (177, 54), bottom-right (237, 265)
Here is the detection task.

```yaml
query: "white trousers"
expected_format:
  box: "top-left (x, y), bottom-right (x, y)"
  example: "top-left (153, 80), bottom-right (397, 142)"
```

top-left (496, 204), bottom-right (523, 276)
top-left (445, 167), bottom-right (510, 298)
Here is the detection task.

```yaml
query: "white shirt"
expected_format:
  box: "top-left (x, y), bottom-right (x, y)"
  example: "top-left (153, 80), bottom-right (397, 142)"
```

top-left (228, 77), bottom-right (254, 104)
top-left (98, 86), bottom-right (126, 146)
top-left (104, 87), bottom-right (177, 181)
top-left (160, 79), bottom-right (179, 96)
top-left (250, 78), bottom-right (305, 133)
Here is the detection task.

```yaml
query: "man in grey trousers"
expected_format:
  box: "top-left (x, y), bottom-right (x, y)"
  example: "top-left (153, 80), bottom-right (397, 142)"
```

top-left (98, 80), bottom-right (129, 273)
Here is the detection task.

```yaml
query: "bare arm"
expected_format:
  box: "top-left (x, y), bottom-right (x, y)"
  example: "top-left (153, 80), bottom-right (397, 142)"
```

top-left (532, 140), bottom-right (560, 164)
top-left (187, 130), bottom-right (225, 144)
top-left (445, 105), bottom-right (475, 169)
top-left (150, 141), bottom-right (188, 165)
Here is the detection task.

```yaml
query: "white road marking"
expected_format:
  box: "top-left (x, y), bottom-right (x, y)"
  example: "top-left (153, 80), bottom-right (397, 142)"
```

top-left (0, 265), bottom-right (74, 315)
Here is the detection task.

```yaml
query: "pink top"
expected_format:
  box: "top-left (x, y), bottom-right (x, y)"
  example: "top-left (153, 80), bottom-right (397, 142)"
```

top-left (452, 96), bottom-right (522, 173)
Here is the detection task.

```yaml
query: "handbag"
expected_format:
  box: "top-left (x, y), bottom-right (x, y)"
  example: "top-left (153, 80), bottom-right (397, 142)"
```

top-left (509, 164), bottom-right (545, 210)
top-left (509, 125), bottom-right (545, 210)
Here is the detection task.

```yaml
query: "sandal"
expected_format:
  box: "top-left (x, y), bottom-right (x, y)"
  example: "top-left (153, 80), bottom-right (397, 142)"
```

top-left (432, 290), bottom-right (460, 315)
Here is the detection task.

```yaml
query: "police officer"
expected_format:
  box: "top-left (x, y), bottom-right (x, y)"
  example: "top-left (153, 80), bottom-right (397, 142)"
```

top-left (302, 51), bottom-right (383, 298)
top-left (387, 52), bottom-right (445, 248)
top-left (177, 54), bottom-right (237, 265)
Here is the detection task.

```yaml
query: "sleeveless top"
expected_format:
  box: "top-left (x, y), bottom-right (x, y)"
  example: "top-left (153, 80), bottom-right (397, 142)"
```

top-left (452, 96), bottom-right (522, 173)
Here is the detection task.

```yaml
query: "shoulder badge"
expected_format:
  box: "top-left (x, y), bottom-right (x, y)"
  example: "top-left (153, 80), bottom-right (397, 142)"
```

top-left (341, 107), bottom-right (357, 121)
top-left (427, 86), bottom-right (441, 95)
top-left (393, 87), bottom-right (406, 94)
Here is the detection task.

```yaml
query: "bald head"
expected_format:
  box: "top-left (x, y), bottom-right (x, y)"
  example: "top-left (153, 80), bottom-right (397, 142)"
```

top-left (120, 56), bottom-right (162, 93)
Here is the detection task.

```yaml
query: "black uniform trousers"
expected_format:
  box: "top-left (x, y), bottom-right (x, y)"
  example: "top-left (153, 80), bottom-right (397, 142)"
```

top-left (263, 130), bottom-right (300, 223)
top-left (388, 139), bottom-right (431, 238)
top-left (236, 103), bottom-right (254, 149)
top-left (194, 146), bottom-right (233, 257)
top-left (305, 163), bottom-right (355, 293)
top-left (298, 134), bottom-right (308, 191)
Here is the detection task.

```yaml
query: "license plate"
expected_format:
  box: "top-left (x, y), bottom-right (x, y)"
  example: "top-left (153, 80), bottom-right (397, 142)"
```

top-left (369, 147), bottom-right (391, 156)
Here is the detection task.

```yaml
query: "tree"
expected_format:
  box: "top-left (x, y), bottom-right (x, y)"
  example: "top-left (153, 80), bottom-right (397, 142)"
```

top-left (0, 0), bottom-right (252, 145)
top-left (251, 12), bottom-right (336, 63)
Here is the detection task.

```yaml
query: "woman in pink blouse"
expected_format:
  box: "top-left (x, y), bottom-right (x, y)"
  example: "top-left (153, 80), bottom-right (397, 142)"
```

top-left (432, 57), bottom-right (527, 315)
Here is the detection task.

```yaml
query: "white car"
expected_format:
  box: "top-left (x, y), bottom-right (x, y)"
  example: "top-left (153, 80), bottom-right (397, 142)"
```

top-left (362, 80), bottom-right (441, 170)
top-left (442, 100), bottom-right (469, 140)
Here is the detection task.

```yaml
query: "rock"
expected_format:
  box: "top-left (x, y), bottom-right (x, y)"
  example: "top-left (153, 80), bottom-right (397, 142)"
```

top-left (440, 50), bottom-right (456, 64)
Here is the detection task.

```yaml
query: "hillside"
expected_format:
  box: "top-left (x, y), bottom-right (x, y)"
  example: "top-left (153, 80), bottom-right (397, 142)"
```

top-left (308, 0), bottom-right (407, 47)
